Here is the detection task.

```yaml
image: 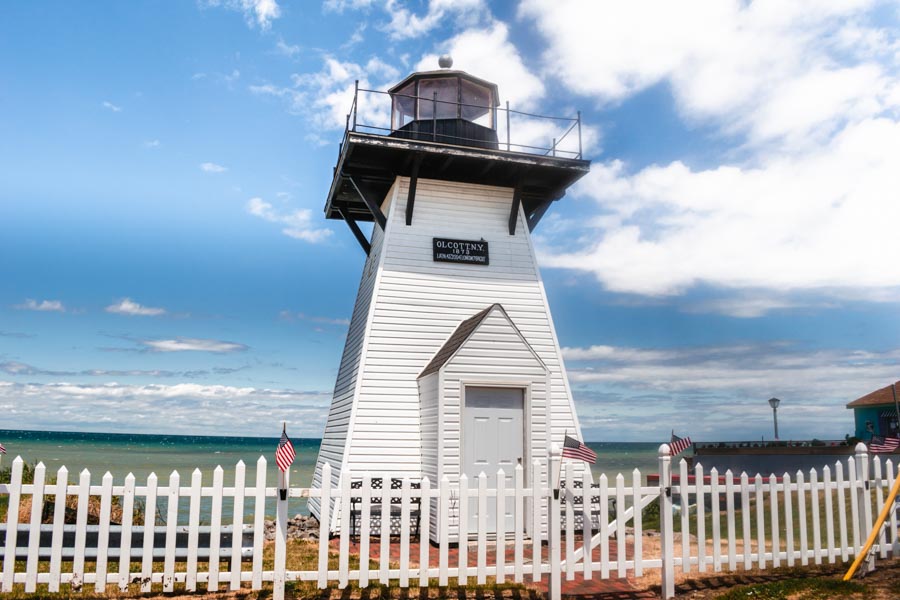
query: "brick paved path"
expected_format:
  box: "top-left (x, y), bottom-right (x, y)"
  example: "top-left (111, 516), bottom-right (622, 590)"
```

top-left (328, 537), bottom-right (657, 599)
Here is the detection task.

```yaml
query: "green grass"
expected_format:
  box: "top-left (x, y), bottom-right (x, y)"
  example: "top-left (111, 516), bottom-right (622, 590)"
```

top-left (667, 487), bottom-right (864, 548)
top-left (0, 539), bottom-right (529, 598)
top-left (713, 576), bottom-right (866, 599)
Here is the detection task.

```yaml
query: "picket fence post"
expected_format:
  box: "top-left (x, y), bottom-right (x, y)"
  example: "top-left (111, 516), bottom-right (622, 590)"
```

top-left (658, 444), bottom-right (675, 599)
top-left (854, 442), bottom-right (875, 573)
top-left (25, 462), bottom-right (47, 593)
top-left (274, 467), bottom-right (289, 600)
top-left (2, 457), bottom-right (24, 592)
top-left (49, 466), bottom-right (69, 593)
top-left (548, 443), bottom-right (562, 600)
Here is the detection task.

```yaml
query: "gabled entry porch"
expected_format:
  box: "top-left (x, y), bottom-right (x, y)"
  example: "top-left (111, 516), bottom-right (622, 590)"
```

top-left (418, 303), bottom-right (550, 543)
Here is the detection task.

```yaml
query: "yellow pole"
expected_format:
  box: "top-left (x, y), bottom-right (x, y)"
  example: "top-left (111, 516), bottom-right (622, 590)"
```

top-left (843, 470), bottom-right (900, 580)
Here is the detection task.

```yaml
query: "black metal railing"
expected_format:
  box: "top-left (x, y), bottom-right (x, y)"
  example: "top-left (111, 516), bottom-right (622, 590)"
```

top-left (343, 80), bottom-right (583, 159)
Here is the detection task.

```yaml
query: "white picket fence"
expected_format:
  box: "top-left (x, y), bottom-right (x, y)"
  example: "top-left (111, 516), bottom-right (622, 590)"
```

top-left (2, 443), bottom-right (898, 599)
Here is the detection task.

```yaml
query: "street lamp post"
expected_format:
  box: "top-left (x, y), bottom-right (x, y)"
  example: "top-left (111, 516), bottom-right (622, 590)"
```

top-left (768, 397), bottom-right (781, 440)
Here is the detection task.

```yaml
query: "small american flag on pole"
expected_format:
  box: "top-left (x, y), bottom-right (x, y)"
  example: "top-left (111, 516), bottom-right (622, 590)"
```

top-left (0, 442), bottom-right (6, 455)
top-left (670, 432), bottom-right (693, 456)
top-left (275, 426), bottom-right (296, 472)
top-left (868, 435), bottom-right (900, 454)
top-left (562, 435), bottom-right (597, 464)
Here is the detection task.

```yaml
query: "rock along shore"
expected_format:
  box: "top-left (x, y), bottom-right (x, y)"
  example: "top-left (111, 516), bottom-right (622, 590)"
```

top-left (264, 514), bottom-right (320, 541)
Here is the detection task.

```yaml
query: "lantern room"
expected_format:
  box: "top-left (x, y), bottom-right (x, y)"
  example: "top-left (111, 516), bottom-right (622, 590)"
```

top-left (388, 57), bottom-right (500, 149)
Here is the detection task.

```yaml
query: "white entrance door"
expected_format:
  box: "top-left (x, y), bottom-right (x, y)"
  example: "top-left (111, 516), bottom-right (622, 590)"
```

top-left (463, 386), bottom-right (524, 534)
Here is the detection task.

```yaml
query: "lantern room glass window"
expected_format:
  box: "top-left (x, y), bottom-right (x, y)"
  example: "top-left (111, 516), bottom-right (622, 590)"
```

top-left (391, 82), bottom-right (416, 130)
top-left (417, 77), bottom-right (458, 120)
top-left (460, 79), bottom-right (494, 127)
top-left (390, 75), bottom-right (498, 131)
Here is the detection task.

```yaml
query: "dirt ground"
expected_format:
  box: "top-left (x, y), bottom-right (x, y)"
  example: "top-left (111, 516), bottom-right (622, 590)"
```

top-left (625, 533), bottom-right (900, 599)
top-left (671, 558), bottom-right (900, 599)
top-left (135, 559), bottom-right (900, 600)
top-left (18, 560), bottom-right (893, 600)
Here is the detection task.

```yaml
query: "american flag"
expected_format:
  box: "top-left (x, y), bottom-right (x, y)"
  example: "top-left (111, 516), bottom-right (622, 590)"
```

top-left (670, 433), bottom-right (693, 456)
top-left (562, 435), bottom-right (597, 464)
top-left (275, 428), bottom-right (295, 472)
top-left (868, 435), bottom-right (900, 454)
top-left (0, 442), bottom-right (6, 455)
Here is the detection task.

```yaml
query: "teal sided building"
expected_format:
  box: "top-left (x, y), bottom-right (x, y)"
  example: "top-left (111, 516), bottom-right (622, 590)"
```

top-left (846, 380), bottom-right (900, 440)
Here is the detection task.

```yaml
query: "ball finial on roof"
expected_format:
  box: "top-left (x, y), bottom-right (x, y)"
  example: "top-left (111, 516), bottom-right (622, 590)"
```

top-left (438, 55), bottom-right (453, 69)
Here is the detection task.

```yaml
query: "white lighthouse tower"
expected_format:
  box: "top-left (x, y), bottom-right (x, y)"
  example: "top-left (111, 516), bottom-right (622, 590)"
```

top-left (310, 59), bottom-right (591, 540)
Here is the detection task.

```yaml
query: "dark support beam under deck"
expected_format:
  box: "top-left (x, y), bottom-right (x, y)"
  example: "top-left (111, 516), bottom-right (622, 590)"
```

top-left (527, 199), bottom-right (553, 232)
top-left (508, 181), bottom-right (523, 235)
top-left (337, 207), bottom-right (371, 255)
top-left (348, 176), bottom-right (387, 231)
top-left (406, 153), bottom-right (424, 226)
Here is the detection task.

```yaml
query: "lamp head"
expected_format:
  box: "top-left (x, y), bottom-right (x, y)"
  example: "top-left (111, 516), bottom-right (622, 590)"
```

top-left (768, 397), bottom-right (781, 409)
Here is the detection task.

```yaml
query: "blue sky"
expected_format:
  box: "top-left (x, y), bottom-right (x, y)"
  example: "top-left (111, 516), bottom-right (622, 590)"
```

top-left (2, 0), bottom-right (900, 441)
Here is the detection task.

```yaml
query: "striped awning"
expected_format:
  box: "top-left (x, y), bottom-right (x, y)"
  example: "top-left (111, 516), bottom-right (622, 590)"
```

top-left (880, 410), bottom-right (900, 418)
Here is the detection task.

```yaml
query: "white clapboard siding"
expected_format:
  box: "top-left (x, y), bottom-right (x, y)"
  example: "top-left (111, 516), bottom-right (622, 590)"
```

top-left (312, 174), bottom-right (585, 532)
top-left (308, 188), bottom-right (392, 521)
top-left (418, 372), bottom-right (441, 540)
top-left (436, 307), bottom-right (549, 535)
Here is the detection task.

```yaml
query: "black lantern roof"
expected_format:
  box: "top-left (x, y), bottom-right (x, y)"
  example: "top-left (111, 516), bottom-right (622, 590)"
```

top-left (388, 70), bottom-right (500, 105)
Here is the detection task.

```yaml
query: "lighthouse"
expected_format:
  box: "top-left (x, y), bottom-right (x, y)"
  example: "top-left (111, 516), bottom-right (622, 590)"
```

top-left (310, 58), bottom-right (591, 541)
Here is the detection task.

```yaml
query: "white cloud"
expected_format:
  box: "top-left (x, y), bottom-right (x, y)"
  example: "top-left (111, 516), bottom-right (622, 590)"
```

top-left (246, 197), bottom-right (332, 243)
top-left (382, 0), bottom-right (489, 40)
top-left (222, 69), bottom-right (241, 88)
top-left (684, 294), bottom-right (802, 319)
top-left (0, 360), bottom-right (245, 379)
top-left (275, 39), bottom-right (301, 58)
top-left (142, 338), bottom-right (247, 353)
top-left (563, 341), bottom-right (900, 440)
top-left (341, 23), bottom-right (367, 49)
top-left (102, 101), bottom-right (122, 113)
top-left (323, 0), bottom-right (375, 11)
top-left (520, 0), bottom-right (897, 146)
top-left (14, 299), bottom-right (65, 313)
top-left (279, 311), bottom-right (350, 326)
top-left (0, 381), bottom-right (330, 437)
top-left (564, 342), bottom-right (900, 396)
top-left (540, 117), bottom-right (900, 305)
top-left (246, 0), bottom-right (279, 29)
top-left (105, 298), bottom-right (167, 317)
top-left (267, 57), bottom-right (398, 130)
top-left (200, 162), bottom-right (228, 173)
top-left (143, 139), bottom-right (161, 148)
top-left (202, 0), bottom-right (281, 30)
top-left (416, 22), bottom-right (544, 110)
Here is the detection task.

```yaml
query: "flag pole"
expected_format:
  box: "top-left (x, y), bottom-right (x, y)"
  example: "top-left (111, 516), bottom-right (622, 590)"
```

top-left (555, 430), bottom-right (568, 500)
top-left (279, 421), bottom-right (287, 501)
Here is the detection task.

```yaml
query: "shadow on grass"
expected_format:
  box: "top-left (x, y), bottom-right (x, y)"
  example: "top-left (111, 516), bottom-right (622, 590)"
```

top-left (674, 564), bottom-right (865, 599)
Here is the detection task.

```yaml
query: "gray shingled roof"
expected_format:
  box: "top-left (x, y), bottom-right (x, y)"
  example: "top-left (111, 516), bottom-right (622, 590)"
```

top-left (418, 304), bottom-right (499, 378)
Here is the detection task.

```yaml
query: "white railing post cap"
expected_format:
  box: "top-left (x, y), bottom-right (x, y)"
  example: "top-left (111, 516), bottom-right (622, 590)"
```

top-left (658, 444), bottom-right (671, 456)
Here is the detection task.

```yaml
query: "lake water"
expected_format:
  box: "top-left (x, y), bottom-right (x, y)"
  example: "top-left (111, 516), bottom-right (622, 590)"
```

top-left (0, 429), bottom-right (663, 521)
